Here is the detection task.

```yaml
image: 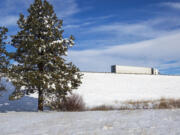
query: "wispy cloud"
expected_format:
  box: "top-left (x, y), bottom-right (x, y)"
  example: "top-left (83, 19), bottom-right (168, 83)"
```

top-left (0, 0), bottom-right (80, 20)
top-left (0, 0), bottom-right (32, 14)
top-left (88, 17), bottom-right (180, 39)
top-left (89, 23), bottom-right (159, 38)
top-left (0, 16), bottom-right (18, 27)
top-left (85, 15), bottom-right (116, 22)
top-left (67, 33), bottom-right (180, 73)
top-left (0, 0), bottom-right (81, 27)
top-left (50, 0), bottom-right (80, 17)
top-left (64, 15), bottom-right (115, 29)
top-left (64, 21), bottom-right (96, 29)
top-left (161, 2), bottom-right (180, 9)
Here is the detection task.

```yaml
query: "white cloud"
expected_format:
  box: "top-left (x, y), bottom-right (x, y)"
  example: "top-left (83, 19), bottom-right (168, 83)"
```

top-left (162, 2), bottom-right (180, 9)
top-left (67, 33), bottom-right (180, 73)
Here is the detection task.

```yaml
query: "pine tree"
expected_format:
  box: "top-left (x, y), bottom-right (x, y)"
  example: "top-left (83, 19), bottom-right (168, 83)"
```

top-left (9, 0), bottom-right (82, 111)
top-left (0, 27), bottom-right (8, 94)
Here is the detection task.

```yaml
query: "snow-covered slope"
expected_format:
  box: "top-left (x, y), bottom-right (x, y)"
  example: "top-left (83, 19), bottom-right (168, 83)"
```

top-left (74, 72), bottom-right (180, 107)
top-left (1, 72), bottom-right (180, 111)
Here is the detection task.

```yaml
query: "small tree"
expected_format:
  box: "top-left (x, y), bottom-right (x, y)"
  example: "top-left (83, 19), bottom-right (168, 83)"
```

top-left (0, 27), bottom-right (8, 95)
top-left (9, 0), bottom-right (82, 111)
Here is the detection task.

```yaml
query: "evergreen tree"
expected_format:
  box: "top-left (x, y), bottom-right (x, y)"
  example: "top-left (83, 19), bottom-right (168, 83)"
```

top-left (9, 0), bottom-right (82, 111)
top-left (0, 27), bottom-right (8, 94)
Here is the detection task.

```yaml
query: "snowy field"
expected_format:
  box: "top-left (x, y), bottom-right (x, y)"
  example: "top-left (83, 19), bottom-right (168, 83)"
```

top-left (0, 109), bottom-right (180, 135)
top-left (1, 72), bottom-right (180, 111)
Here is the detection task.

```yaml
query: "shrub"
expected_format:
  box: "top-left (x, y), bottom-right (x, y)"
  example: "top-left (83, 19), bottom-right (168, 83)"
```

top-left (49, 94), bottom-right (85, 111)
top-left (90, 105), bottom-right (114, 111)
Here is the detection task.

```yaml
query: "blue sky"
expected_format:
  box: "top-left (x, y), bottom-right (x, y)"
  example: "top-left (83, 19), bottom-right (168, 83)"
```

top-left (1, 0), bottom-right (180, 74)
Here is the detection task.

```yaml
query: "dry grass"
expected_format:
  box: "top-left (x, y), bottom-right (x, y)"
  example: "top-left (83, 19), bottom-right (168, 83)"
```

top-left (89, 98), bottom-right (180, 111)
top-left (124, 98), bottom-right (180, 109)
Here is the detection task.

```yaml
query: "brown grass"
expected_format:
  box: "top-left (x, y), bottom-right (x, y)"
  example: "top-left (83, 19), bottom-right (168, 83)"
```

top-left (124, 98), bottom-right (180, 109)
top-left (89, 98), bottom-right (180, 111)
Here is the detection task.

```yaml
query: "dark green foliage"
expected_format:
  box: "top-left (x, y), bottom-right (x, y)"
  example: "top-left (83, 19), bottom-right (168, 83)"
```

top-left (0, 27), bottom-right (8, 74)
top-left (0, 80), bottom-right (6, 96)
top-left (0, 27), bottom-right (8, 95)
top-left (9, 0), bottom-right (82, 111)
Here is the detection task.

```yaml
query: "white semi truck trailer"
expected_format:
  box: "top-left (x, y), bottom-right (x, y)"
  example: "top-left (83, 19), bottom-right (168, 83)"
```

top-left (111, 65), bottom-right (159, 75)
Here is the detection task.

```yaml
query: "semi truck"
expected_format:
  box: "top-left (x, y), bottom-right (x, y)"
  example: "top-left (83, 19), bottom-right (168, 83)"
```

top-left (111, 65), bottom-right (159, 75)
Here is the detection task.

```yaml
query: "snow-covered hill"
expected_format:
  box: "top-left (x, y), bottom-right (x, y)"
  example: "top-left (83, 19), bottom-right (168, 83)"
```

top-left (1, 72), bottom-right (180, 111)
top-left (74, 72), bottom-right (180, 107)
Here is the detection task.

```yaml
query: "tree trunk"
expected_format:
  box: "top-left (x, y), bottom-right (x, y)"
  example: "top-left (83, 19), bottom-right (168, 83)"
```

top-left (38, 88), bottom-right (44, 111)
top-left (38, 62), bottom-right (44, 111)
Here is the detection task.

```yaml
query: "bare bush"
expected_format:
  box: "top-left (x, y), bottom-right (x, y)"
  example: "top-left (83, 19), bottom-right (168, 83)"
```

top-left (89, 105), bottom-right (114, 111)
top-left (49, 94), bottom-right (85, 111)
top-left (157, 98), bottom-right (180, 109)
